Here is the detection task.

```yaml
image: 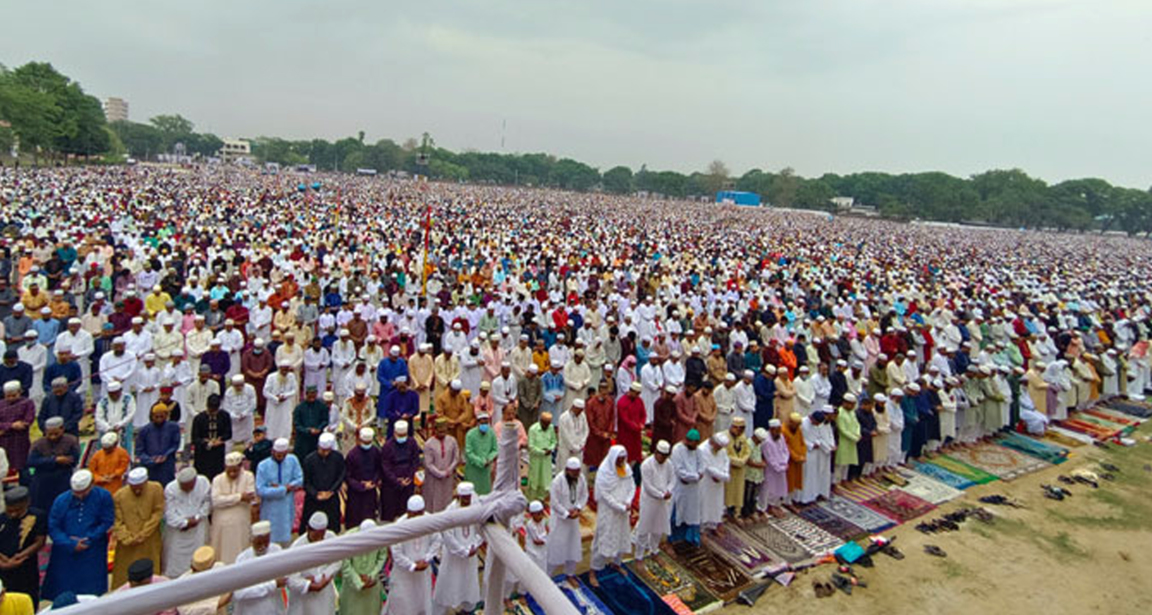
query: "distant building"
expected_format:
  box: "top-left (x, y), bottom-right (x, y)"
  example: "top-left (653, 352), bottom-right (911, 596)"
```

top-left (830, 196), bottom-right (854, 210)
top-left (218, 138), bottom-right (252, 164)
top-left (103, 97), bottom-right (128, 123)
top-left (716, 190), bottom-right (761, 206)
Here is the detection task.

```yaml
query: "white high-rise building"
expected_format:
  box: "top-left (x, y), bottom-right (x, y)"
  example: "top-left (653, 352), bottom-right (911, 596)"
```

top-left (103, 97), bottom-right (128, 122)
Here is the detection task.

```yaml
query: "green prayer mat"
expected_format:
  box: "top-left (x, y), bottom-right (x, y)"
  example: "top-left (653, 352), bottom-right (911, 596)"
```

top-left (926, 455), bottom-right (1000, 485)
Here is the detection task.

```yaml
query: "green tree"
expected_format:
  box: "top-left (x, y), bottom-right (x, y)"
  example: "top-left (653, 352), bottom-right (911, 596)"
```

top-left (149, 114), bottom-right (194, 136)
top-left (704, 159), bottom-right (729, 194)
top-left (794, 178), bottom-right (836, 210)
top-left (769, 167), bottom-right (799, 208)
top-left (602, 166), bottom-right (633, 194)
top-left (109, 120), bottom-right (164, 159)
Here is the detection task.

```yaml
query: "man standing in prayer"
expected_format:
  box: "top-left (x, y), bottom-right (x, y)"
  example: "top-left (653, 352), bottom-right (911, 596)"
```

top-left (192, 393), bottom-right (232, 480)
top-left (587, 445), bottom-right (634, 588)
top-left (436, 379), bottom-right (473, 450)
top-left (42, 470), bottom-right (114, 601)
top-left (799, 410), bottom-right (835, 503)
top-left (256, 438), bottom-right (303, 545)
top-left (723, 417), bottom-right (750, 520)
top-left (164, 467), bottom-right (211, 578)
top-left (834, 394), bottom-right (861, 483)
top-left (0, 382), bottom-right (34, 475)
top-left (547, 457), bottom-right (588, 586)
top-left (432, 483), bottom-right (483, 614)
top-left (583, 380), bottom-right (615, 469)
top-left (700, 432), bottom-right (730, 530)
top-left (111, 467), bottom-right (164, 589)
top-left (288, 512), bottom-right (339, 615)
top-left (760, 422), bottom-right (790, 517)
top-left (0, 487), bottom-right (47, 605)
top-left (556, 398), bottom-right (589, 473)
top-left (635, 440), bottom-right (674, 561)
top-left (38, 376), bottom-right (84, 437)
top-left (381, 376), bottom-right (419, 437)
top-left (385, 495), bottom-right (440, 615)
top-left (232, 521), bottom-right (288, 615)
top-left (344, 428), bottom-right (381, 528)
top-left (224, 374), bottom-right (257, 448)
top-left (516, 364), bottom-right (543, 429)
top-left (293, 385), bottom-right (329, 461)
top-left (26, 417), bottom-right (79, 513)
top-left (463, 413), bottom-right (498, 494)
top-left (95, 380), bottom-right (135, 451)
top-left (263, 361), bottom-right (299, 441)
top-left (135, 404), bottom-right (181, 485)
top-left (422, 417), bottom-right (459, 513)
top-left (340, 519), bottom-right (386, 615)
top-left (379, 420), bottom-right (421, 520)
top-left (302, 432), bottom-right (344, 534)
top-left (782, 412), bottom-right (806, 503)
top-left (670, 429), bottom-right (704, 545)
top-left (526, 411), bottom-right (557, 501)
top-left (210, 452), bottom-right (256, 564)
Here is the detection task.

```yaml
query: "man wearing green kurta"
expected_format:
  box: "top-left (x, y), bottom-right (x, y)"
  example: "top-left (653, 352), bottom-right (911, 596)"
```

top-left (834, 395), bottom-right (861, 483)
top-left (464, 413), bottom-right (499, 495)
top-left (526, 412), bottom-right (558, 501)
top-left (340, 519), bottom-right (387, 615)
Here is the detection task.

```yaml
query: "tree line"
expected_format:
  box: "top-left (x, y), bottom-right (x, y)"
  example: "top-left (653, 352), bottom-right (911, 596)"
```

top-left (2, 61), bottom-right (1150, 233)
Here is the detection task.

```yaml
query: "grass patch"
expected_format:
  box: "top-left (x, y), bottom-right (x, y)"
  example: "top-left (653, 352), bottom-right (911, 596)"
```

top-left (936, 559), bottom-right (969, 579)
top-left (982, 515), bottom-right (1091, 562)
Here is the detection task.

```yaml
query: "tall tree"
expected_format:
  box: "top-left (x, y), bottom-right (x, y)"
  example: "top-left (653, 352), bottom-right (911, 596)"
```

top-left (602, 166), bottom-right (634, 194)
top-left (769, 167), bottom-right (798, 208)
top-left (705, 159), bottom-right (730, 194)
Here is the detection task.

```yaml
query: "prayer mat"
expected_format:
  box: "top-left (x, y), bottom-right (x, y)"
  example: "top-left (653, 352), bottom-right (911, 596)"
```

top-left (1083, 408), bottom-right (1143, 427)
top-left (660, 540), bottom-right (753, 602)
top-left (797, 505), bottom-right (866, 541)
top-left (579, 565), bottom-right (685, 615)
top-left (831, 476), bottom-right (891, 503)
top-left (816, 495), bottom-right (898, 534)
top-left (862, 490), bottom-right (936, 523)
top-left (996, 432), bottom-right (1070, 465)
top-left (766, 515), bottom-right (844, 556)
top-left (661, 594), bottom-right (698, 615)
top-left (910, 460), bottom-right (976, 490)
top-left (893, 470), bottom-right (963, 505)
top-left (525, 574), bottom-right (617, 615)
top-left (627, 552), bottom-right (722, 613)
top-left (732, 522), bottom-right (813, 565)
top-left (1059, 418), bottom-right (1120, 440)
top-left (1104, 400), bottom-right (1152, 419)
top-left (1071, 413), bottom-right (1134, 435)
top-left (1048, 426), bottom-right (1095, 446)
top-left (927, 455), bottom-right (1000, 485)
top-left (943, 443), bottom-right (1050, 481)
top-left (700, 523), bottom-right (786, 574)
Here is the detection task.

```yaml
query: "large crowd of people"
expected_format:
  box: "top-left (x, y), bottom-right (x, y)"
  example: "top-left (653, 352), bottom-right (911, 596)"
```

top-left (0, 164), bottom-right (1150, 613)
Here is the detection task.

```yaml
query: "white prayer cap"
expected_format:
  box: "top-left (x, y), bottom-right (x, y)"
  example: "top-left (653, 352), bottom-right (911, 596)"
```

top-left (339, 328), bottom-right (350, 336)
top-left (68, 317), bottom-right (81, 325)
top-left (251, 521), bottom-right (272, 537)
top-left (907, 383), bottom-right (921, 392)
top-left (24, 330), bottom-right (37, 339)
top-left (768, 418), bottom-right (782, 428)
top-left (319, 432), bottom-right (337, 450)
top-left (12, 304), bottom-right (22, 312)
top-left (127, 467), bottom-right (148, 485)
top-left (712, 432), bottom-right (730, 447)
top-left (359, 519), bottom-right (377, 531)
top-left (573, 399), bottom-right (585, 408)
top-left (112, 336), bottom-right (125, 344)
top-left (394, 420), bottom-right (409, 435)
top-left (529, 500), bottom-right (545, 513)
top-left (308, 512), bottom-right (328, 531)
top-left (359, 427), bottom-right (376, 442)
top-left (836, 359), bottom-right (848, 367)
top-left (322, 391), bottom-right (335, 401)
top-left (451, 379), bottom-right (463, 390)
top-left (420, 342), bottom-right (432, 351)
top-left (799, 365), bottom-right (810, 373)
top-left (253, 338), bottom-right (265, 347)
top-left (390, 345), bottom-right (401, 356)
top-left (2, 381), bottom-right (19, 394)
top-left (551, 359), bottom-right (562, 368)
top-left (890, 388), bottom-right (905, 397)
top-left (655, 440), bottom-right (671, 454)
top-left (480, 381), bottom-right (491, 391)
top-left (529, 365), bottom-right (540, 374)
top-left (393, 375), bottom-right (408, 384)
top-left (101, 432), bottom-right (119, 448)
top-left (566, 457), bottom-right (582, 470)
top-left (232, 374), bottom-right (245, 384)
top-left (107, 380), bottom-right (123, 392)
top-left (979, 365), bottom-right (992, 375)
top-left (210, 339), bottom-right (222, 346)
top-left (278, 360), bottom-right (291, 368)
top-left (407, 495), bottom-right (426, 513)
top-left (844, 393), bottom-right (858, 403)
top-left (70, 470), bottom-right (94, 491)
top-left (874, 393), bottom-right (888, 402)
top-left (177, 467), bottom-right (197, 483)
top-left (225, 452), bottom-right (244, 467)
top-left (143, 352), bottom-right (156, 361)
top-left (131, 317), bottom-right (144, 325)
top-left (664, 385), bottom-right (677, 394)
top-left (755, 427), bottom-right (771, 441)
top-left (44, 417), bottom-right (64, 429)
top-left (629, 381), bottom-right (643, 392)
top-left (457, 482), bottom-right (476, 497)
top-left (272, 438), bottom-right (290, 452)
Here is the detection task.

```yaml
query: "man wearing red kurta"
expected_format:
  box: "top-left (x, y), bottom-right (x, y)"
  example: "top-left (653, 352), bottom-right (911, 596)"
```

top-left (616, 382), bottom-right (646, 465)
top-left (582, 381), bottom-right (615, 468)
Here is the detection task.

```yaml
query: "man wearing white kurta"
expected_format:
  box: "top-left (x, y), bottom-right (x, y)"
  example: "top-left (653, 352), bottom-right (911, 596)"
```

top-left (130, 353), bottom-right (163, 428)
top-left (225, 375), bottom-right (258, 446)
top-left (562, 352), bottom-right (592, 411)
top-left (433, 483), bottom-right (482, 614)
top-left (634, 440), bottom-right (674, 560)
top-left (249, 300), bottom-right (273, 344)
top-left (386, 495), bottom-right (441, 615)
top-left (163, 467), bottom-right (212, 578)
top-left (639, 356), bottom-right (665, 423)
top-left (54, 318), bottom-right (93, 397)
top-left (556, 400), bottom-right (589, 473)
top-left (185, 317), bottom-right (213, 373)
top-left (712, 374), bottom-right (737, 433)
top-left (217, 322), bottom-right (245, 379)
top-left (798, 410), bottom-right (835, 503)
top-left (670, 432), bottom-right (704, 545)
top-left (233, 521), bottom-right (286, 615)
top-left (330, 334), bottom-right (358, 403)
top-left (547, 457), bottom-right (588, 580)
top-left (733, 370), bottom-right (756, 429)
top-left (794, 366), bottom-right (815, 416)
top-left (263, 363), bottom-right (299, 441)
top-left (288, 512), bottom-right (340, 615)
top-left (700, 432), bottom-right (730, 529)
top-left (302, 342), bottom-right (330, 393)
top-left (99, 338), bottom-right (137, 397)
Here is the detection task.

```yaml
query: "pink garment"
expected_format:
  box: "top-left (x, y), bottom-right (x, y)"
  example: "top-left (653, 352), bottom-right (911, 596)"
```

top-left (761, 433), bottom-right (790, 500)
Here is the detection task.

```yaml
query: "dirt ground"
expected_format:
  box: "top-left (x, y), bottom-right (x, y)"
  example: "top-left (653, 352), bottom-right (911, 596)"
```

top-left (729, 425), bottom-right (1152, 615)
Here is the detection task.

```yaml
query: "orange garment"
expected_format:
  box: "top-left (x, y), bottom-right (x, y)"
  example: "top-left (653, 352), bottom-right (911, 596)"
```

top-left (783, 422), bottom-right (806, 493)
top-left (89, 446), bottom-right (131, 494)
top-left (778, 348), bottom-right (798, 379)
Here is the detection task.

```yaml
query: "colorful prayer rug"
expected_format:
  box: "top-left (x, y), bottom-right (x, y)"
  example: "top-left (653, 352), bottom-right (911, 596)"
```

top-left (816, 495), bottom-right (898, 534)
top-left (659, 541), bottom-right (752, 603)
top-left (734, 522), bottom-right (812, 564)
top-left (910, 460), bottom-right (976, 490)
top-left (831, 476), bottom-right (891, 503)
top-left (1083, 408), bottom-right (1143, 427)
top-left (996, 432), bottom-right (1070, 465)
top-left (943, 443), bottom-right (1050, 481)
top-left (797, 504), bottom-right (867, 541)
top-left (1071, 413), bottom-right (1134, 435)
top-left (1048, 426), bottom-right (1095, 446)
top-left (1060, 418), bottom-right (1122, 440)
top-left (700, 523), bottom-right (786, 574)
top-left (862, 489), bottom-right (936, 523)
top-left (766, 515), bottom-right (844, 555)
top-left (927, 455), bottom-right (1000, 485)
top-left (893, 470), bottom-right (963, 505)
top-left (626, 552), bottom-right (722, 613)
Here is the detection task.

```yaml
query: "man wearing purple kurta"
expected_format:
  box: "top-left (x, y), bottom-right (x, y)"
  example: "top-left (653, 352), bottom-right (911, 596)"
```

top-left (0, 381), bottom-right (36, 472)
top-left (378, 420), bottom-right (421, 521)
top-left (760, 419), bottom-right (791, 514)
top-left (201, 343), bottom-right (232, 387)
top-left (421, 417), bottom-right (460, 513)
top-left (343, 427), bottom-right (381, 529)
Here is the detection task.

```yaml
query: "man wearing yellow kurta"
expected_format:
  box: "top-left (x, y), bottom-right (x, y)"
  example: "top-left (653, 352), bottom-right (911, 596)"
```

top-left (409, 343), bottom-right (435, 419)
top-left (724, 417), bottom-right (751, 515)
top-left (111, 468), bottom-right (165, 589)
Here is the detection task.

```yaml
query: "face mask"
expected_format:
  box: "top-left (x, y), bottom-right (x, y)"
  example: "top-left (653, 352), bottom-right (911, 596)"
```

top-left (360, 443), bottom-right (372, 450)
top-left (396, 436), bottom-right (408, 444)
top-left (479, 424), bottom-right (490, 434)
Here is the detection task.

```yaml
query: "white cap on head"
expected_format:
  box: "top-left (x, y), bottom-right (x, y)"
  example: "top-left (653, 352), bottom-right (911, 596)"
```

top-left (390, 345), bottom-right (401, 356)
top-left (272, 438), bottom-right (290, 452)
top-left (226, 452), bottom-right (244, 467)
top-left (664, 385), bottom-right (677, 394)
top-left (127, 467), bottom-right (148, 485)
top-left (359, 427), bottom-right (375, 442)
top-left (177, 467), bottom-right (197, 483)
top-left (565, 457), bottom-right (582, 470)
top-left (451, 379), bottom-right (463, 390)
top-left (529, 500), bottom-right (545, 513)
top-left (768, 419), bottom-right (782, 428)
top-left (252, 521), bottom-right (272, 537)
top-left (573, 399), bottom-right (585, 408)
top-left (655, 440), bottom-right (671, 454)
top-left (394, 420), bottom-right (409, 435)
top-left (44, 417), bottom-right (64, 429)
top-left (108, 380), bottom-right (123, 392)
top-left (407, 495), bottom-right (426, 513)
top-left (713, 432), bottom-right (731, 447)
top-left (101, 432), bottom-right (119, 448)
top-left (755, 427), bottom-right (771, 440)
top-left (70, 470), bottom-right (94, 491)
top-left (457, 482), bottom-right (476, 497)
top-left (2, 381), bottom-right (19, 394)
top-left (232, 374), bottom-right (245, 384)
top-left (308, 512), bottom-right (328, 531)
top-left (319, 432), bottom-right (337, 450)
top-left (359, 519), bottom-right (377, 531)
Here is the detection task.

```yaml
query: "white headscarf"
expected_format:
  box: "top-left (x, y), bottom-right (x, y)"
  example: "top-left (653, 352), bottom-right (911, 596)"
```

top-left (594, 444), bottom-right (632, 496)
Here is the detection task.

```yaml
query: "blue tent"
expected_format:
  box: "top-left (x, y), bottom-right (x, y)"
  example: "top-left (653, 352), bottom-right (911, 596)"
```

top-left (716, 190), bottom-right (761, 206)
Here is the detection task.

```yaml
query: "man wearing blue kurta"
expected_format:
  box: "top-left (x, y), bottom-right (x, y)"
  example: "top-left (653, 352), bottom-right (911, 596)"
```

top-left (380, 376), bottom-right (419, 437)
top-left (134, 405), bottom-right (181, 485)
top-left (375, 348), bottom-right (409, 419)
top-left (256, 437), bottom-right (304, 544)
top-left (42, 470), bottom-right (115, 600)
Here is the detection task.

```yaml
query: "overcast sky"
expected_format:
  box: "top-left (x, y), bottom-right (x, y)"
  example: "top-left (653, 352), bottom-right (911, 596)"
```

top-left (2, 0), bottom-right (1149, 188)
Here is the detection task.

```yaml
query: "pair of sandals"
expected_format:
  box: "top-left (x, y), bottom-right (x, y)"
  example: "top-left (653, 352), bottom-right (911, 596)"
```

top-left (924, 544), bottom-right (948, 558)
